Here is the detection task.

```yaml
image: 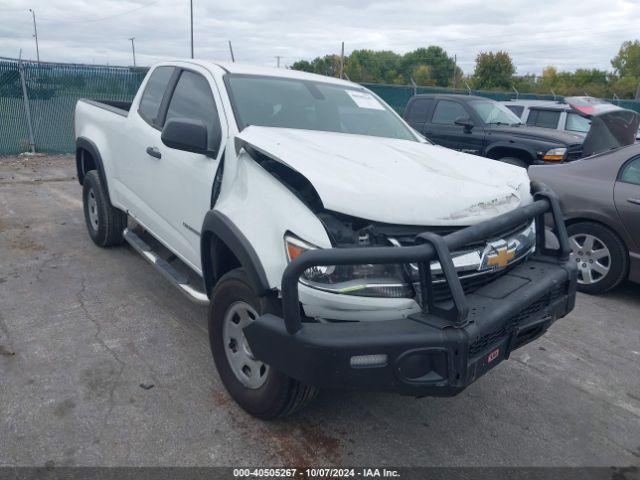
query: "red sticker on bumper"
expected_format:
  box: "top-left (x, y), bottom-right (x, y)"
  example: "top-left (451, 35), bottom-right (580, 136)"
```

top-left (487, 348), bottom-right (500, 363)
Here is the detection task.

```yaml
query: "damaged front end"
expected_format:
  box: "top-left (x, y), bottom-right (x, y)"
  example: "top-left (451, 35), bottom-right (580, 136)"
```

top-left (284, 210), bottom-right (537, 305)
top-left (244, 184), bottom-right (577, 396)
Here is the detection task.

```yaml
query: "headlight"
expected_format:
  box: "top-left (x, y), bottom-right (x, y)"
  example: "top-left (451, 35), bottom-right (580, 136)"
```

top-left (542, 147), bottom-right (566, 161)
top-left (284, 233), bottom-right (413, 298)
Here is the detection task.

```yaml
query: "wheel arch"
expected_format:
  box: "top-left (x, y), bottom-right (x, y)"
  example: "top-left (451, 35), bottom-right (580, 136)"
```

top-left (201, 211), bottom-right (272, 298)
top-left (485, 143), bottom-right (536, 164)
top-left (76, 137), bottom-right (110, 197)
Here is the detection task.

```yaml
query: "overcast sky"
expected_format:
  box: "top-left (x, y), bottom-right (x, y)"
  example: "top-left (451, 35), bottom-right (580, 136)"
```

top-left (0, 0), bottom-right (638, 75)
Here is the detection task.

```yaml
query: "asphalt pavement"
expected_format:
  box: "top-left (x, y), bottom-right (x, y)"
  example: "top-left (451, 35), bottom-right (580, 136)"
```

top-left (1, 155), bottom-right (639, 467)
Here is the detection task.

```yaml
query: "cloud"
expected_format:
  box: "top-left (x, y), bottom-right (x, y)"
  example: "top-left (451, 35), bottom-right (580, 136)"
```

top-left (0, 0), bottom-right (637, 75)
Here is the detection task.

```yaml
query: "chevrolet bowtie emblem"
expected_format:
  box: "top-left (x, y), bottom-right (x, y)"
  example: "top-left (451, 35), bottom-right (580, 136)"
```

top-left (480, 239), bottom-right (518, 271)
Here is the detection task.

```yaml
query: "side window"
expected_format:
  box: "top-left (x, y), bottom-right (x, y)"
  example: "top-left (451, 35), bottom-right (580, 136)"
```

top-left (405, 99), bottom-right (432, 123)
top-left (164, 70), bottom-right (222, 151)
top-left (527, 109), bottom-right (560, 129)
top-left (432, 100), bottom-right (467, 125)
top-left (138, 66), bottom-right (175, 127)
top-left (619, 157), bottom-right (640, 185)
top-left (505, 105), bottom-right (524, 117)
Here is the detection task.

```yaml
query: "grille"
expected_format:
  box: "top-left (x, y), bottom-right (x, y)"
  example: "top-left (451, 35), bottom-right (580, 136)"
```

top-left (566, 144), bottom-right (583, 161)
top-left (415, 256), bottom-right (527, 305)
top-left (468, 284), bottom-right (566, 356)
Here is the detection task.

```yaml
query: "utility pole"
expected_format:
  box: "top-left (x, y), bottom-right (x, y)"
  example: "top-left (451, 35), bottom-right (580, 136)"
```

top-left (339, 41), bottom-right (345, 79)
top-left (228, 41), bottom-right (235, 62)
top-left (129, 37), bottom-right (136, 67)
top-left (275, 55), bottom-right (282, 68)
top-left (189, 0), bottom-right (194, 58)
top-left (452, 54), bottom-right (457, 88)
top-left (28, 9), bottom-right (40, 63)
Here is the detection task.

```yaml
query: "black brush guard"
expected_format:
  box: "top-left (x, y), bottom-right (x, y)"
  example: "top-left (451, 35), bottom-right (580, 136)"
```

top-left (244, 183), bottom-right (578, 396)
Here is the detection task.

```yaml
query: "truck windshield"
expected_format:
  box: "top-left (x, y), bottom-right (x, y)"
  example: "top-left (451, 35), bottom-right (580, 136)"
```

top-left (225, 74), bottom-right (416, 141)
top-left (469, 100), bottom-right (522, 126)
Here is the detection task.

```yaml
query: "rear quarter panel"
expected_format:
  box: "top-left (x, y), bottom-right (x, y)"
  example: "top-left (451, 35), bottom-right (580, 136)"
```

top-left (74, 100), bottom-right (131, 209)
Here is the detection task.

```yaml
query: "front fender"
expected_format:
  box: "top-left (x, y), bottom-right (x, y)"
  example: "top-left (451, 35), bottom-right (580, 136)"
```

top-left (201, 147), bottom-right (331, 293)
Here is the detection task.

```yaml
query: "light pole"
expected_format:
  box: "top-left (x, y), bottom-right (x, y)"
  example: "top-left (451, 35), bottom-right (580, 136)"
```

top-left (129, 37), bottom-right (136, 67)
top-left (28, 9), bottom-right (40, 63)
top-left (190, 0), bottom-right (194, 58)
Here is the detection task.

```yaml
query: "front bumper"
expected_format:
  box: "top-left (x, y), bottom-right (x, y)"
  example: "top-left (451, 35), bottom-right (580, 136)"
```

top-left (245, 258), bottom-right (575, 396)
top-left (244, 184), bottom-right (578, 396)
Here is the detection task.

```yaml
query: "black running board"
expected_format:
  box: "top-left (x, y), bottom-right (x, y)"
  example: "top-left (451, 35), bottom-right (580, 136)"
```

top-left (123, 228), bottom-right (209, 305)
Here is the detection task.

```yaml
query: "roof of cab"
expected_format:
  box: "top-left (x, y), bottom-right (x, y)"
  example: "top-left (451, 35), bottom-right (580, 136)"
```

top-left (158, 58), bottom-right (360, 88)
top-left (410, 93), bottom-right (486, 102)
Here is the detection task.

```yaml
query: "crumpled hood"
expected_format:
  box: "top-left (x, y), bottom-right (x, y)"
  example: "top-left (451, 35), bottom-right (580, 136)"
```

top-left (235, 126), bottom-right (532, 226)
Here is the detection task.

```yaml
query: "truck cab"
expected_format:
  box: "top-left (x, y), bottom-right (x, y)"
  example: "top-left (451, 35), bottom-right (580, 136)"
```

top-left (404, 94), bottom-right (586, 168)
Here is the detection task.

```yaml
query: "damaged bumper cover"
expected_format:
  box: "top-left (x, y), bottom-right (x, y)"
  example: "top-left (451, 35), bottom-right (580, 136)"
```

top-left (244, 184), bottom-right (577, 396)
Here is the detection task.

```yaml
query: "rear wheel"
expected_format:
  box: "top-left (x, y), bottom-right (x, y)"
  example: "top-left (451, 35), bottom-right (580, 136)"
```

top-left (567, 222), bottom-right (628, 294)
top-left (498, 157), bottom-right (528, 168)
top-left (209, 268), bottom-right (318, 419)
top-left (82, 170), bottom-right (127, 247)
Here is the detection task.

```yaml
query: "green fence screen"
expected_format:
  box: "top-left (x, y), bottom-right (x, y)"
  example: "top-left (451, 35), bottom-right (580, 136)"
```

top-left (0, 57), bottom-right (147, 155)
top-left (1, 57), bottom-right (639, 155)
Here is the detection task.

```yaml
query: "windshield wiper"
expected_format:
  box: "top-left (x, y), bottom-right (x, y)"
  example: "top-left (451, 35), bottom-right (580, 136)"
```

top-left (487, 121), bottom-right (510, 126)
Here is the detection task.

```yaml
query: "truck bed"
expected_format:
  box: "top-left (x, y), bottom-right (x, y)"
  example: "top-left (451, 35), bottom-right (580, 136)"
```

top-left (79, 98), bottom-right (132, 117)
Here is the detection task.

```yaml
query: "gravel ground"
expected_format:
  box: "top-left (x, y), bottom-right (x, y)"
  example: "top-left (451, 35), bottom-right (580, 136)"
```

top-left (1, 154), bottom-right (639, 467)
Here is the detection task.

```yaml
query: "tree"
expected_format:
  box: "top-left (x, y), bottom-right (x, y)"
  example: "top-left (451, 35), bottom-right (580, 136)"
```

top-left (290, 60), bottom-right (314, 73)
top-left (473, 51), bottom-right (515, 90)
top-left (611, 40), bottom-right (640, 78)
top-left (400, 46), bottom-right (460, 87)
top-left (411, 65), bottom-right (434, 86)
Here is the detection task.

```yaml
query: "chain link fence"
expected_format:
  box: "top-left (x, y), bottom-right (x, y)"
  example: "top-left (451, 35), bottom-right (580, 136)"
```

top-left (1, 57), bottom-right (640, 155)
top-left (0, 57), bottom-right (147, 155)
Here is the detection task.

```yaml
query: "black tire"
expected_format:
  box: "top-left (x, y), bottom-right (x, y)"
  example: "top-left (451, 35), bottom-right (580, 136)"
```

top-left (498, 157), bottom-right (528, 168)
top-left (82, 170), bottom-right (127, 247)
top-left (209, 268), bottom-right (318, 419)
top-left (567, 221), bottom-right (628, 294)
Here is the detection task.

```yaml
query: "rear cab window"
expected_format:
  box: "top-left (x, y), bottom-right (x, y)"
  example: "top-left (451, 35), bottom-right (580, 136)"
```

top-left (526, 108), bottom-right (561, 129)
top-left (405, 98), bottom-right (433, 124)
top-left (138, 66), bottom-right (175, 127)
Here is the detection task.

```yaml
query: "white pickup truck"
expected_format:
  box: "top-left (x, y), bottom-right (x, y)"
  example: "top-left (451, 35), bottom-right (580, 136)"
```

top-left (74, 60), bottom-right (577, 419)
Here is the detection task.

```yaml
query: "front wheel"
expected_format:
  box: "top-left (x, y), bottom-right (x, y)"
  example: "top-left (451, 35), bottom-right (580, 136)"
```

top-left (208, 268), bottom-right (318, 419)
top-left (567, 222), bottom-right (628, 294)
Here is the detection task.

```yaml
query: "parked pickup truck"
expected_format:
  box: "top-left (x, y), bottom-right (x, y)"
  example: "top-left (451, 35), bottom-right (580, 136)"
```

top-left (74, 60), bottom-right (577, 419)
top-left (404, 94), bottom-right (639, 168)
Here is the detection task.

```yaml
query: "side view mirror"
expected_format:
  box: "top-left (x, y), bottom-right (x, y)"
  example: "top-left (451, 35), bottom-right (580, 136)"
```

top-left (161, 119), bottom-right (216, 156)
top-left (454, 117), bottom-right (474, 130)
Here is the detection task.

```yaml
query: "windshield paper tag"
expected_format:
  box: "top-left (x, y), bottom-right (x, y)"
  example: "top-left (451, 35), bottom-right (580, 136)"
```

top-left (346, 90), bottom-right (385, 110)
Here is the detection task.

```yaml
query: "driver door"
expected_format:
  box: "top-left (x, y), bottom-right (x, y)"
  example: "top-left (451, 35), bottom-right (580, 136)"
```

top-left (428, 100), bottom-right (484, 155)
top-left (147, 66), bottom-right (227, 272)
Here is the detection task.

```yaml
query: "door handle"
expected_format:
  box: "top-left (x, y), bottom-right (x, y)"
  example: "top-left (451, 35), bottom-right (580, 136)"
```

top-left (146, 146), bottom-right (161, 159)
top-left (628, 197), bottom-right (640, 206)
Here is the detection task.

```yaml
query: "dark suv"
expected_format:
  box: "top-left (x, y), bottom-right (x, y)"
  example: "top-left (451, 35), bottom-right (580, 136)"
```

top-left (404, 94), bottom-right (585, 168)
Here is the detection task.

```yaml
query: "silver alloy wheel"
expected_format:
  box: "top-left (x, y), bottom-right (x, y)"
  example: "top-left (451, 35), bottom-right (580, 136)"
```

top-left (87, 188), bottom-right (99, 231)
top-left (222, 301), bottom-right (269, 389)
top-left (569, 233), bottom-right (611, 285)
